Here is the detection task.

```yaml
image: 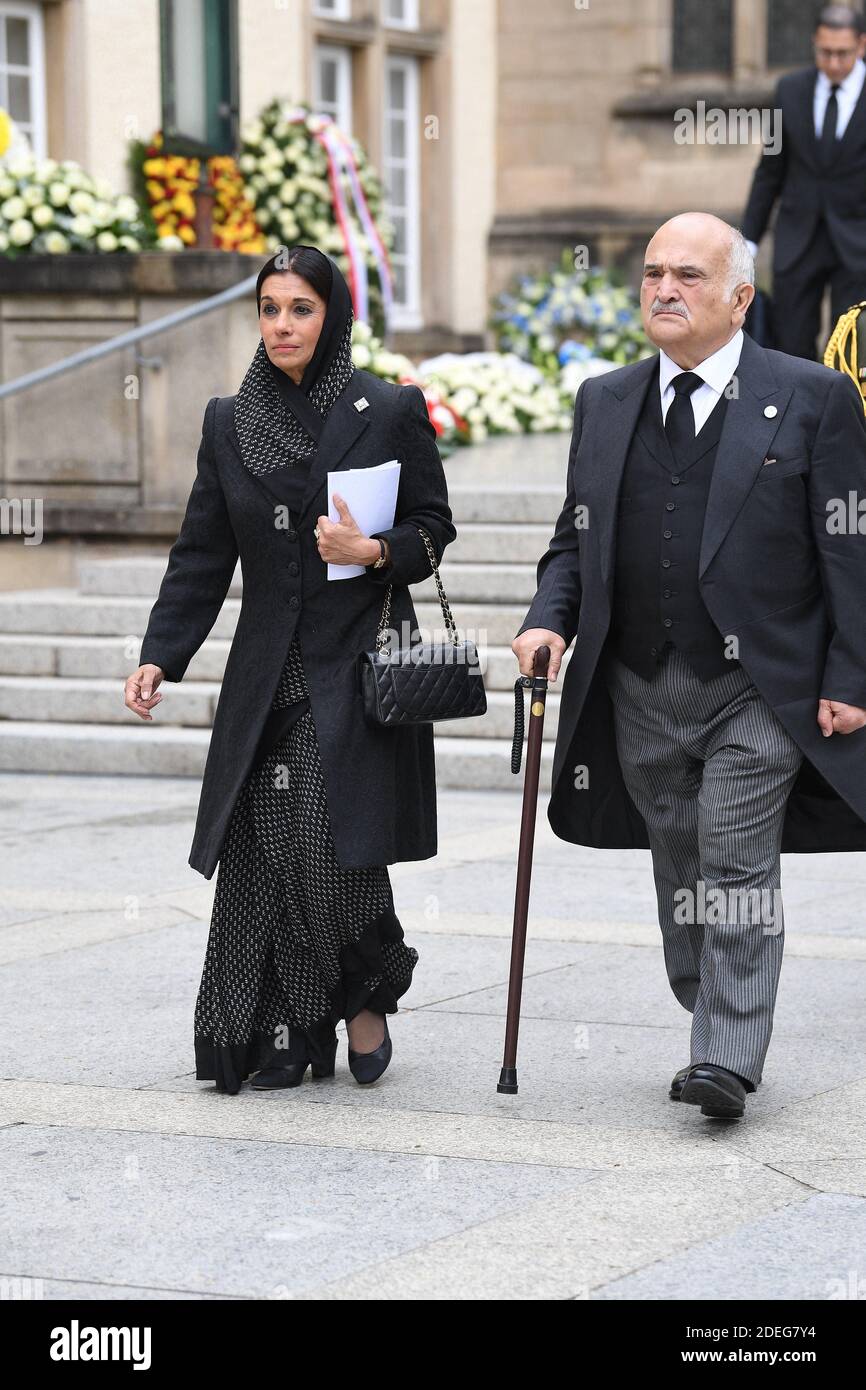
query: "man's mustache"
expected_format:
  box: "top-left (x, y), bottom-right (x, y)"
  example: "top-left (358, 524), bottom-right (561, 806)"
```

top-left (651, 300), bottom-right (689, 318)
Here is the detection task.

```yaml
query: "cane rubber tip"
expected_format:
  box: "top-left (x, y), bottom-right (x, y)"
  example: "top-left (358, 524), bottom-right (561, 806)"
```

top-left (497, 1066), bottom-right (518, 1094)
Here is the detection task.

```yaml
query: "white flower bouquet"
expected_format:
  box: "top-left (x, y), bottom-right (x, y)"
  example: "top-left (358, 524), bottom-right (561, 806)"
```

top-left (415, 351), bottom-right (575, 444)
top-left (0, 152), bottom-right (147, 256)
top-left (239, 99), bottom-right (393, 335)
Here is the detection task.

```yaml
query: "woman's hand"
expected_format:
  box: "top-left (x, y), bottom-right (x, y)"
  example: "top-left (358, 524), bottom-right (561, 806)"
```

top-left (125, 664), bottom-right (165, 721)
top-left (315, 493), bottom-right (382, 566)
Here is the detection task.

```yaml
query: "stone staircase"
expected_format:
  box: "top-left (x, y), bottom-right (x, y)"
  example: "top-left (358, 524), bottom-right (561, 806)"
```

top-left (0, 434), bottom-right (573, 789)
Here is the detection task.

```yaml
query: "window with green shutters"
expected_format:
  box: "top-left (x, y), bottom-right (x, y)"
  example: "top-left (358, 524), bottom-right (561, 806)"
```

top-left (159, 0), bottom-right (238, 155)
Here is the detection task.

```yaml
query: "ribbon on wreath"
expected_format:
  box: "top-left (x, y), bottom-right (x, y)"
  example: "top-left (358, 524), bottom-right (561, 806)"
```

top-left (281, 107), bottom-right (394, 328)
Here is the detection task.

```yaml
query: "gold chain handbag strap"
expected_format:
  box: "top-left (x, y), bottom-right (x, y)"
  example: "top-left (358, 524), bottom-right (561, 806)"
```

top-left (375, 526), bottom-right (460, 654)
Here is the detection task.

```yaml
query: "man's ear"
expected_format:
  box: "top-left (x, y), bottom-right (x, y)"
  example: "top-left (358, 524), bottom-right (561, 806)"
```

top-left (732, 282), bottom-right (756, 327)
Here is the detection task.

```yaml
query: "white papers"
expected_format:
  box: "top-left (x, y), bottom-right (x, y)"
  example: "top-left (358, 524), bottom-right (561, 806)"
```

top-left (326, 460), bottom-right (401, 579)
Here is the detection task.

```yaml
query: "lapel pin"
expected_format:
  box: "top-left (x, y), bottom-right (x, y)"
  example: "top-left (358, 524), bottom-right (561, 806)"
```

top-left (354, 397), bottom-right (369, 412)
top-left (764, 405), bottom-right (778, 418)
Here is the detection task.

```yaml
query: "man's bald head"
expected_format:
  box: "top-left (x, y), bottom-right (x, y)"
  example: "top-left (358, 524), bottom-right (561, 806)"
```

top-left (649, 214), bottom-right (754, 294)
top-left (640, 212), bottom-right (756, 369)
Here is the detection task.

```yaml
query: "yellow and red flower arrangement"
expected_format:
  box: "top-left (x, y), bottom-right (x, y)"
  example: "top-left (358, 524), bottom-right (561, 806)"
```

top-left (141, 131), bottom-right (266, 253)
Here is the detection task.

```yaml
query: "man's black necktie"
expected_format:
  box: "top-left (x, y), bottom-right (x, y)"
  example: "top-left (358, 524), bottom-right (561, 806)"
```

top-left (664, 371), bottom-right (703, 461)
top-left (819, 82), bottom-right (840, 167)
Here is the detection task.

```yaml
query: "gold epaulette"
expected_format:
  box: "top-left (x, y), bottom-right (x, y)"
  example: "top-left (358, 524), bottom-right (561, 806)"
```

top-left (824, 302), bottom-right (866, 412)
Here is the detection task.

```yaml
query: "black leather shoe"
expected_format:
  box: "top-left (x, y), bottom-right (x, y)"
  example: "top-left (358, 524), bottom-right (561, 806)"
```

top-left (347, 1013), bottom-right (392, 1085)
top-left (669, 1065), bottom-right (695, 1101)
top-left (679, 1064), bottom-right (747, 1117)
top-left (251, 1032), bottom-right (337, 1090)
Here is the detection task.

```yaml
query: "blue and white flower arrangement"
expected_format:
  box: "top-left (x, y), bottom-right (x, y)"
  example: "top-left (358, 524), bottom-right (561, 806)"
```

top-left (491, 249), bottom-right (653, 378)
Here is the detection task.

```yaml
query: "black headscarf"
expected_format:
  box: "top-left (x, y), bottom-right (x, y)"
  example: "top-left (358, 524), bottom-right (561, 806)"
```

top-left (233, 247), bottom-right (355, 511)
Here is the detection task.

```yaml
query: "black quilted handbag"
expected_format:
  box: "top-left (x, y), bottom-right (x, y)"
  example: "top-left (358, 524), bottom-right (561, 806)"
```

top-left (358, 526), bottom-right (487, 727)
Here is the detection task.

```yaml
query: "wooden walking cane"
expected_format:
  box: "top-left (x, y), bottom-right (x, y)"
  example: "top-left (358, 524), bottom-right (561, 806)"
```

top-left (497, 644), bottom-right (551, 1094)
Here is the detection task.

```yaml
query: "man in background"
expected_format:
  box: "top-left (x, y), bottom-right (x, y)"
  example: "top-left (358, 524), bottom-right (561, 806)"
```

top-left (742, 3), bottom-right (866, 358)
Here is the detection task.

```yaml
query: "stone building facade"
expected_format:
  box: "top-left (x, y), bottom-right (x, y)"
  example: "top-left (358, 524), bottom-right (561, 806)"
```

top-left (10, 0), bottom-right (819, 345)
top-left (491, 0), bottom-right (816, 292)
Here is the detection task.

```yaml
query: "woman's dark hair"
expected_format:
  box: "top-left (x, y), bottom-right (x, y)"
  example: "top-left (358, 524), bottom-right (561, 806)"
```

top-left (255, 245), bottom-right (333, 313)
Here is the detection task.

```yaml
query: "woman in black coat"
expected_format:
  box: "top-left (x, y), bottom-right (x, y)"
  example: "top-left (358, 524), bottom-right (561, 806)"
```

top-left (124, 245), bottom-right (456, 1095)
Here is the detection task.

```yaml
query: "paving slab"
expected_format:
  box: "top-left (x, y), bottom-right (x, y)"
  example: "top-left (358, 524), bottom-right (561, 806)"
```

top-left (0, 1124), bottom-right (596, 1300)
top-left (418, 944), bottom-right (866, 1042)
top-left (0, 1080), bottom-right (726, 1172)
top-left (593, 1193), bottom-right (866, 1301)
top-left (292, 1165), bottom-right (805, 1301)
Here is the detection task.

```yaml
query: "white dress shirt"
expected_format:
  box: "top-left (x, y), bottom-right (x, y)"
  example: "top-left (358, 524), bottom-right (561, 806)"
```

top-left (813, 59), bottom-right (865, 138)
top-left (658, 329), bottom-right (744, 435)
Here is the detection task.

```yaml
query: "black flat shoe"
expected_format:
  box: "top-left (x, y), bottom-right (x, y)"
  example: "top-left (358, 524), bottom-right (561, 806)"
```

top-left (347, 1013), bottom-right (392, 1085)
top-left (679, 1063), bottom-right (747, 1118)
top-left (251, 1032), bottom-right (337, 1090)
top-left (669, 1064), bottom-right (695, 1101)
top-left (251, 1062), bottom-right (310, 1089)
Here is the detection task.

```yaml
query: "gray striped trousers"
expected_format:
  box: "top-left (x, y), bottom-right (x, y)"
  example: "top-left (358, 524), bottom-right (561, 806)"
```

top-left (601, 644), bottom-right (803, 1089)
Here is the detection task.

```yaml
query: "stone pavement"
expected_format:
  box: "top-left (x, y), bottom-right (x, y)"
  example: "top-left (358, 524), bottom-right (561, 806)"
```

top-left (2, 771), bottom-right (866, 1301)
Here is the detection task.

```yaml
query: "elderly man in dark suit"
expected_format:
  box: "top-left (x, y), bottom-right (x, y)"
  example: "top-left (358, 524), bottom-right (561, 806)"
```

top-left (742, 3), bottom-right (866, 359)
top-left (513, 211), bottom-right (866, 1120)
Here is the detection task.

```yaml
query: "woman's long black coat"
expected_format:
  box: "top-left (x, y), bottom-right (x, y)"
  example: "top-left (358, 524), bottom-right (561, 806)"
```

top-left (138, 368), bottom-right (456, 879)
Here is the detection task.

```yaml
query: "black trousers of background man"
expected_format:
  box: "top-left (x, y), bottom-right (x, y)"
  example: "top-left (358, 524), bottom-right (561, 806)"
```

top-left (772, 219), bottom-right (866, 360)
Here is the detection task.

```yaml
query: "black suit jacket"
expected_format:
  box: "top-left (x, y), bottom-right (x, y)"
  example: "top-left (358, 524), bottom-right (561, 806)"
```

top-left (742, 63), bottom-right (866, 274)
top-left (515, 332), bottom-right (866, 855)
